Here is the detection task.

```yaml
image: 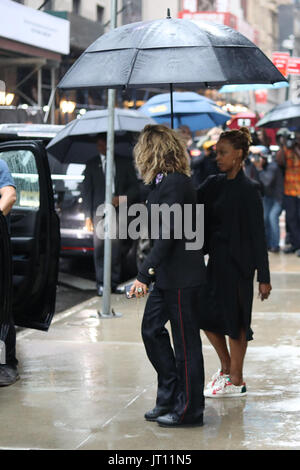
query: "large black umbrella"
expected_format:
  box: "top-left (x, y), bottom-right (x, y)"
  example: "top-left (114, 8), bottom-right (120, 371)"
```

top-left (257, 100), bottom-right (300, 129)
top-left (58, 14), bottom-right (286, 123)
top-left (46, 108), bottom-right (156, 163)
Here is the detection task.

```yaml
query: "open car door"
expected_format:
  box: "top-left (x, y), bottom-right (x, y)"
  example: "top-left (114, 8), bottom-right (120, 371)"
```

top-left (0, 140), bottom-right (60, 331)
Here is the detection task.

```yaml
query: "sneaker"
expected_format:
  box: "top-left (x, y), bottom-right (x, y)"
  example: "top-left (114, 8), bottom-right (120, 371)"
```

top-left (204, 376), bottom-right (247, 398)
top-left (205, 369), bottom-right (229, 390)
top-left (0, 365), bottom-right (20, 387)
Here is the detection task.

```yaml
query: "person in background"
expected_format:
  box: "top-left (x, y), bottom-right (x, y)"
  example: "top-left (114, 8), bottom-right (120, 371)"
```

top-left (0, 159), bottom-right (18, 387)
top-left (252, 148), bottom-right (284, 253)
top-left (276, 131), bottom-right (300, 257)
top-left (190, 140), bottom-right (220, 189)
top-left (82, 134), bottom-right (140, 295)
top-left (197, 127), bottom-right (272, 398)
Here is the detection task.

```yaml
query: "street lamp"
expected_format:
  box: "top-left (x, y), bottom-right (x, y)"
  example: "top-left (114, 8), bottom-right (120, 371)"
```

top-left (60, 99), bottom-right (76, 123)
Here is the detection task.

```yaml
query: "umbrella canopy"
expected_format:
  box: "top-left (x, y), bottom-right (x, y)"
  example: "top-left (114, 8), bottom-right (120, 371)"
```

top-left (46, 108), bottom-right (156, 163)
top-left (219, 82), bottom-right (289, 93)
top-left (256, 100), bottom-right (300, 129)
top-left (139, 92), bottom-right (231, 131)
top-left (58, 17), bottom-right (286, 91)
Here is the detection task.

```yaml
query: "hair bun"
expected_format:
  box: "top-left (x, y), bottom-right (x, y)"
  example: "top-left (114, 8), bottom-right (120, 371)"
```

top-left (239, 126), bottom-right (252, 144)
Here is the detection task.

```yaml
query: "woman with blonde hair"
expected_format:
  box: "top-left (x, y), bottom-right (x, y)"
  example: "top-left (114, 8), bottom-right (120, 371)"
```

top-left (198, 127), bottom-right (272, 398)
top-left (130, 124), bottom-right (206, 427)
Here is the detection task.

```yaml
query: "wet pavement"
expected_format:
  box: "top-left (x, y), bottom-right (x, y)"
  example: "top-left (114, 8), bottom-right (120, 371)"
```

top-left (1, 252), bottom-right (300, 450)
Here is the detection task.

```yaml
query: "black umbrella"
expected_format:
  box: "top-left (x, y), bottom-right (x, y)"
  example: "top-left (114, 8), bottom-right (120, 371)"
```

top-left (257, 100), bottom-right (300, 129)
top-left (58, 11), bottom-right (286, 128)
top-left (46, 108), bottom-right (156, 163)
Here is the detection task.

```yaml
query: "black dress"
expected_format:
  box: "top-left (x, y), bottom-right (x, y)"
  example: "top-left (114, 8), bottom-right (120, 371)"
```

top-left (197, 170), bottom-right (270, 341)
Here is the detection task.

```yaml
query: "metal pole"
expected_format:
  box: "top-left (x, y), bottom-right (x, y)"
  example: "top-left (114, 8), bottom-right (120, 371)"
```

top-left (50, 67), bottom-right (56, 124)
top-left (43, 67), bottom-right (56, 124)
top-left (99, 0), bottom-right (121, 318)
top-left (37, 68), bottom-right (42, 107)
top-left (170, 83), bottom-right (174, 129)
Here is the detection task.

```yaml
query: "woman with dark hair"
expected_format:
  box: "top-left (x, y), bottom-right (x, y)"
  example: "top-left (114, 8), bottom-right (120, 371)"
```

top-left (198, 127), bottom-right (272, 398)
top-left (130, 124), bottom-right (206, 427)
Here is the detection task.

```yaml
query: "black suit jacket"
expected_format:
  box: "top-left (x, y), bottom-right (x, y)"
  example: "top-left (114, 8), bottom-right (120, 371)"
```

top-left (137, 172), bottom-right (206, 289)
top-left (197, 170), bottom-right (270, 284)
top-left (82, 155), bottom-right (140, 219)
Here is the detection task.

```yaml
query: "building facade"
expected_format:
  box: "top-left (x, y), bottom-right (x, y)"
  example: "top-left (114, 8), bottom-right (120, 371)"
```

top-left (1, 0), bottom-right (296, 123)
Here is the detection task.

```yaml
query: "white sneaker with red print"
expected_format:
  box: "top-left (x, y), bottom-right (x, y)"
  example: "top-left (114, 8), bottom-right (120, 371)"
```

top-left (205, 369), bottom-right (230, 391)
top-left (204, 376), bottom-right (247, 398)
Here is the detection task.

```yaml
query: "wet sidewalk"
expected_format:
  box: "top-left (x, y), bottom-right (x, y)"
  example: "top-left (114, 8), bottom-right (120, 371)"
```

top-left (1, 252), bottom-right (300, 450)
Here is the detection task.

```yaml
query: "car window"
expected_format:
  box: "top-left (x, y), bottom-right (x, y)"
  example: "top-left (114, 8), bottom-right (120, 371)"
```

top-left (0, 149), bottom-right (40, 209)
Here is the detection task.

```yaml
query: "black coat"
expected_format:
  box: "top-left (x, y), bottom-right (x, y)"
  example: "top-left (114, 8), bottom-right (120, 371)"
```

top-left (198, 170), bottom-right (270, 284)
top-left (137, 172), bottom-right (206, 289)
top-left (82, 155), bottom-right (140, 219)
top-left (197, 170), bottom-right (270, 340)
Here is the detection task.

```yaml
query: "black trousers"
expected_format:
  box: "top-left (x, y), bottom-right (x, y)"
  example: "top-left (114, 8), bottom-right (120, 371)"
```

top-left (284, 195), bottom-right (300, 249)
top-left (142, 285), bottom-right (205, 424)
top-left (93, 214), bottom-right (122, 288)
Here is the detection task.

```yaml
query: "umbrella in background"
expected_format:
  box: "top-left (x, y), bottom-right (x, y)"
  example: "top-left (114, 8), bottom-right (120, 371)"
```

top-left (58, 13), bottom-right (287, 128)
top-left (47, 108), bottom-right (156, 163)
top-left (139, 92), bottom-right (231, 131)
top-left (257, 100), bottom-right (300, 129)
top-left (219, 82), bottom-right (289, 93)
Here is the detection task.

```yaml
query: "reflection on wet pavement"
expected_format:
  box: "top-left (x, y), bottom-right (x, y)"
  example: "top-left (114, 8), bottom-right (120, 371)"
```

top-left (0, 253), bottom-right (300, 450)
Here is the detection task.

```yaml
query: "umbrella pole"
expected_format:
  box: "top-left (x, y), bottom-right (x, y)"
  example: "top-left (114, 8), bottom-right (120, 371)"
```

top-left (170, 83), bottom-right (174, 129)
top-left (98, 0), bottom-right (122, 319)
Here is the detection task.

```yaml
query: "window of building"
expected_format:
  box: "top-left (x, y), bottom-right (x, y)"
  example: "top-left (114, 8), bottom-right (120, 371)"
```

top-left (197, 0), bottom-right (217, 11)
top-left (97, 5), bottom-right (104, 23)
top-left (73, 0), bottom-right (81, 15)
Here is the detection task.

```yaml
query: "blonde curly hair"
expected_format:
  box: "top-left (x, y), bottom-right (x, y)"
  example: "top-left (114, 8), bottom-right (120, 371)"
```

top-left (134, 124), bottom-right (191, 185)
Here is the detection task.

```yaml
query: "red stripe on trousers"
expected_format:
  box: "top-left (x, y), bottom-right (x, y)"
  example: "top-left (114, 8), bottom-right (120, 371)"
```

top-left (178, 288), bottom-right (189, 422)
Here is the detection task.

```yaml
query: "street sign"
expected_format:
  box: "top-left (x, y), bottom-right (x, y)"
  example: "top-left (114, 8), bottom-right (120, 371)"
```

top-left (287, 57), bottom-right (300, 75)
top-left (272, 52), bottom-right (290, 77)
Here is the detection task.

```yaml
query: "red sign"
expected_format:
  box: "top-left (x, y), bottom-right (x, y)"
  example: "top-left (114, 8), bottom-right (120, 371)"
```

top-left (272, 52), bottom-right (290, 78)
top-left (287, 57), bottom-right (300, 75)
top-left (255, 90), bottom-right (267, 104)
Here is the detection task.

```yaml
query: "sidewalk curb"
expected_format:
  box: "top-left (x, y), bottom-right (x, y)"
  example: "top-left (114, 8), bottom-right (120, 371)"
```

top-left (17, 296), bottom-right (100, 339)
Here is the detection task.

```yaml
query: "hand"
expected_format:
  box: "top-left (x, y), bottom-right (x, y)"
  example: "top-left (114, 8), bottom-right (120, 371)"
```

top-left (112, 196), bottom-right (119, 207)
top-left (85, 217), bottom-right (94, 232)
top-left (129, 279), bottom-right (148, 298)
top-left (259, 283), bottom-right (272, 301)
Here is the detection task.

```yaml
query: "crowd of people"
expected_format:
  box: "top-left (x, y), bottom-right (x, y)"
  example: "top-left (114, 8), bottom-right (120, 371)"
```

top-left (181, 124), bottom-right (300, 257)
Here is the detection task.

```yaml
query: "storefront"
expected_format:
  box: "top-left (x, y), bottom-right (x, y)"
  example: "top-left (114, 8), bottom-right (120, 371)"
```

top-left (0, 0), bottom-right (70, 123)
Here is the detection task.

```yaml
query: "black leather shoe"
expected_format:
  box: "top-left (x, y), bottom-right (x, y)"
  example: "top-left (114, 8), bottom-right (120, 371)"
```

top-left (112, 286), bottom-right (125, 294)
top-left (144, 406), bottom-right (171, 422)
top-left (283, 246), bottom-right (296, 254)
top-left (97, 285), bottom-right (104, 296)
top-left (0, 365), bottom-right (20, 387)
top-left (157, 412), bottom-right (204, 428)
